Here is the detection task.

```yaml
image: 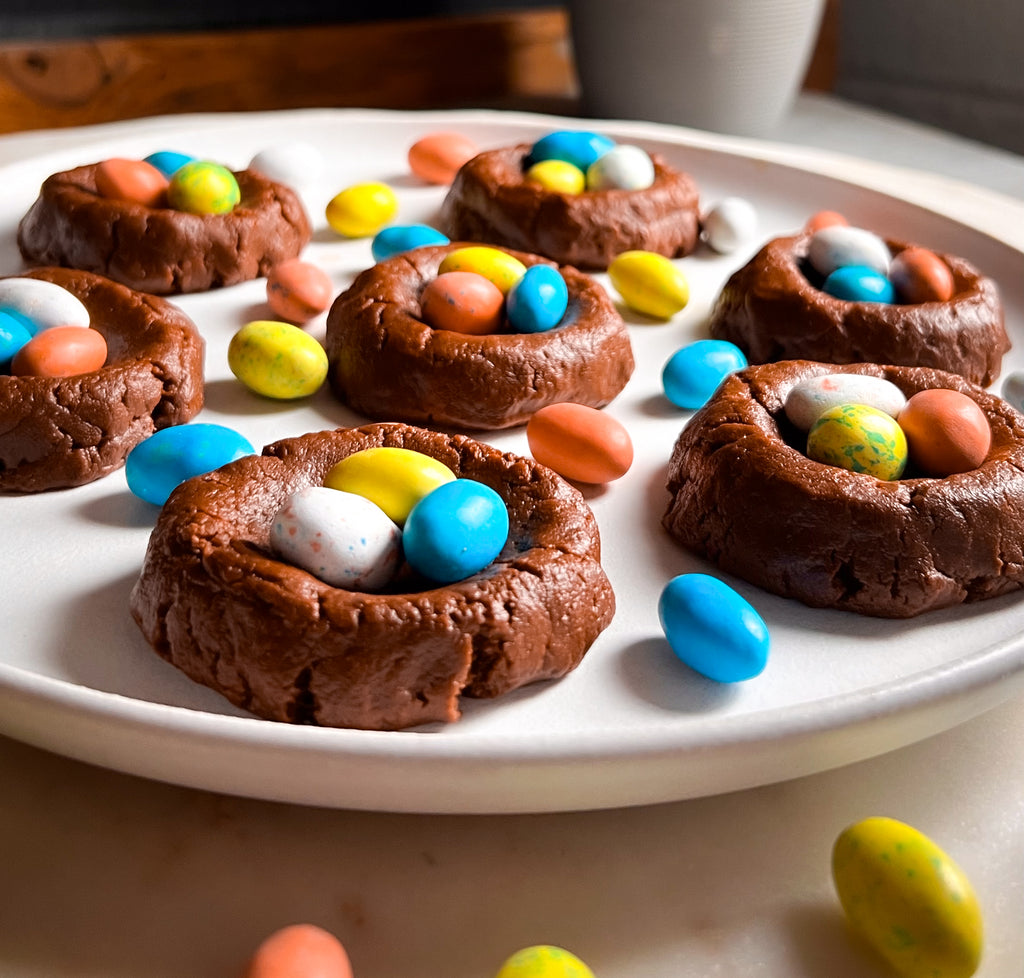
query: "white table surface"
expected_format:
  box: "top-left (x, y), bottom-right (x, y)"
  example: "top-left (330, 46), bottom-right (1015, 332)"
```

top-left (2, 94), bottom-right (1024, 978)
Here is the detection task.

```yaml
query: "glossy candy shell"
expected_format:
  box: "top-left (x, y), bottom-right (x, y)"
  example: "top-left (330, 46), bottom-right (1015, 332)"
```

top-left (662, 340), bottom-right (746, 409)
top-left (228, 321), bottom-right (328, 399)
top-left (608, 251), bottom-right (689, 320)
top-left (527, 402), bottom-right (633, 484)
top-left (243, 924), bottom-right (354, 978)
top-left (371, 224), bottom-right (450, 262)
top-left (506, 264), bottom-right (569, 333)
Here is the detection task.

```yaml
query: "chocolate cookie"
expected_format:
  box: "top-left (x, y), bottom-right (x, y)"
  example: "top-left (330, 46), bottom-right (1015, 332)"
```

top-left (130, 423), bottom-right (615, 730)
top-left (325, 243), bottom-right (634, 430)
top-left (708, 234), bottom-right (1008, 386)
top-left (17, 163), bottom-right (311, 295)
top-left (663, 360), bottom-right (1024, 618)
top-left (0, 267), bottom-right (204, 493)
top-left (439, 144), bottom-right (700, 270)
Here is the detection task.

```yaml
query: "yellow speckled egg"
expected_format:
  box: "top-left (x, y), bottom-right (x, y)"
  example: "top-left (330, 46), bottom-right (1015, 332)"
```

top-left (228, 320), bottom-right (328, 399)
top-left (832, 816), bottom-right (983, 978)
top-left (167, 160), bottom-right (241, 215)
top-left (324, 446), bottom-right (455, 525)
top-left (494, 946), bottom-right (595, 978)
top-left (438, 246), bottom-right (527, 295)
top-left (325, 182), bottom-right (398, 238)
top-left (807, 403), bottom-right (908, 480)
top-left (608, 250), bottom-right (689, 320)
top-left (525, 158), bottom-right (586, 194)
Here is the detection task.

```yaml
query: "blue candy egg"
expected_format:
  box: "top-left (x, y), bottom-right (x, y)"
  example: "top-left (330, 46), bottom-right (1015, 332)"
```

top-left (0, 310), bottom-right (33, 371)
top-left (528, 130), bottom-right (615, 173)
top-left (371, 224), bottom-right (450, 263)
top-left (822, 264), bottom-right (896, 304)
top-left (403, 478), bottom-right (509, 584)
top-left (662, 339), bottom-right (747, 410)
top-left (126, 423), bottom-right (255, 505)
top-left (143, 150), bottom-right (196, 179)
top-left (658, 573), bottom-right (770, 683)
top-left (506, 264), bottom-right (569, 333)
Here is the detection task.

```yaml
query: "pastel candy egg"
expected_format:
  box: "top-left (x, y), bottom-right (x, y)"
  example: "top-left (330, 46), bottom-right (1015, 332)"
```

top-left (266, 259), bottom-right (334, 324)
top-left (1001, 370), bottom-right (1024, 413)
top-left (527, 402), bottom-right (633, 483)
top-left (249, 142), bottom-right (325, 185)
top-left (403, 478), bottom-right (509, 584)
top-left (0, 277), bottom-right (91, 333)
top-left (228, 320), bottom-right (328, 399)
top-left (658, 573), bottom-right (770, 683)
top-left (325, 182), bottom-right (398, 238)
top-left (662, 339), bottom-right (746, 410)
top-left (898, 388), bottom-right (991, 476)
top-left (702, 197), bottom-right (758, 254)
top-left (784, 373), bottom-right (907, 431)
top-left (371, 224), bottom-right (450, 262)
top-left (270, 486), bottom-right (402, 590)
top-left (11, 325), bottom-right (107, 378)
top-left (494, 945), bottom-right (595, 978)
top-left (832, 816), bottom-right (982, 978)
top-left (804, 209), bottom-right (848, 233)
top-left (529, 130), bottom-right (615, 172)
top-left (608, 250), bottom-right (689, 320)
top-left (890, 247), bottom-right (955, 304)
top-left (525, 158), bottom-right (585, 195)
top-left (0, 310), bottom-right (33, 371)
top-left (823, 264), bottom-right (896, 304)
top-left (167, 161), bottom-right (241, 215)
top-left (421, 271), bottom-right (505, 335)
top-left (324, 446), bottom-right (455, 525)
top-left (143, 151), bottom-right (195, 178)
top-left (408, 132), bottom-right (479, 185)
top-left (808, 225), bottom-right (891, 277)
top-left (125, 423), bottom-right (255, 505)
top-left (506, 264), bottom-right (569, 333)
top-left (807, 403), bottom-right (908, 480)
top-left (438, 246), bottom-right (527, 295)
top-left (585, 144), bottom-right (655, 191)
top-left (94, 158), bottom-right (169, 207)
top-left (243, 924), bottom-right (353, 978)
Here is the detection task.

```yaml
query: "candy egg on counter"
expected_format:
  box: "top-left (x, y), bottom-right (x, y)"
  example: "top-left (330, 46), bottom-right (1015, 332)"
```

top-left (243, 923), bottom-right (353, 978)
top-left (270, 486), bottom-right (402, 590)
top-left (585, 144), bottom-right (655, 191)
top-left (658, 573), bottom-right (770, 683)
top-left (324, 446), bottom-right (455, 525)
top-left (494, 945), bottom-right (595, 978)
top-left (371, 223), bottom-right (450, 262)
top-left (898, 389), bottom-right (991, 476)
top-left (420, 271), bottom-right (505, 335)
top-left (528, 130), bottom-right (615, 173)
top-left (808, 225), bottom-right (891, 278)
top-left (662, 339), bottom-right (746, 410)
top-left (167, 160), bottom-right (241, 215)
top-left (822, 264), bottom-right (896, 304)
top-left (527, 402), bottom-right (633, 484)
top-left (266, 259), bottom-right (334, 324)
top-left (437, 246), bottom-right (527, 294)
top-left (701, 197), bottom-right (758, 254)
top-left (889, 247), bottom-right (956, 304)
top-left (403, 478), bottom-right (509, 584)
top-left (408, 131), bottom-right (479, 185)
top-left (249, 141), bottom-right (325, 186)
top-left (0, 311), bottom-right (32, 371)
top-left (1001, 370), bottom-right (1024, 412)
top-left (125, 423), bottom-right (255, 506)
top-left (94, 158), bottom-right (169, 207)
top-left (608, 250), bottom-right (689, 320)
top-left (143, 150), bottom-right (195, 179)
top-left (784, 373), bottom-right (907, 431)
top-left (804, 209), bottom-right (848, 233)
top-left (0, 276), bottom-right (91, 332)
top-left (832, 816), bottom-right (983, 978)
top-left (228, 320), bottom-right (329, 399)
top-left (807, 403), bottom-right (908, 480)
top-left (506, 264), bottom-right (569, 333)
top-left (325, 182), bottom-right (398, 238)
top-left (525, 158), bottom-right (585, 195)
top-left (10, 325), bottom-right (107, 378)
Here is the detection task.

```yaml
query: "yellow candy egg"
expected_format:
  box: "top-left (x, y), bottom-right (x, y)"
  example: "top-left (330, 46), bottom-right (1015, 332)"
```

top-left (227, 320), bottom-right (328, 399)
top-left (525, 159), bottom-right (586, 195)
top-left (167, 160), bottom-right (241, 215)
top-left (438, 246), bottom-right (527, 295)
top-left (494, 946), bottom-right (595, 978)
top-left (607, 250), bottom-right (689, 319)
top-left (832, 816), bottom-right (983, 978)
top-left (324, 446), bottom-right (455, 525)
top-left (325, 182), bottom-right (398, 238)
top-left (807, 403), bottom-right (908, 480)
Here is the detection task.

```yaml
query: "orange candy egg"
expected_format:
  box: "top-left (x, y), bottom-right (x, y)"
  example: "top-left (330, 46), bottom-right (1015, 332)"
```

top-left (889, 247), bottom-right (955, 304)
top-left (243, 924), bottom-right (353, 978)
top-left (420, 271), bottom-right (505, 335)
top-left (408, 132), bottom-right (479, 185)
top-left (266, 259), bottom-right (334, 324)
top-left (527, 402), bottom-right (634, 484)
top-left (805, 210), bottom-right (848, 233)
top-left (11, 326), bottom-right (107, 378)
top-left (95, 158), bottom-right (169, 207)
top-left (898, 388), bottom-right (991, 476)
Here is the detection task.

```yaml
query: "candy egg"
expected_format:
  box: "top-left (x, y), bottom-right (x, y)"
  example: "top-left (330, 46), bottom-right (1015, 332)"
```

top-left (528, 130), bottom-right (615, 172)
top-left (94, 158), bottom-right (169, 207)
top-left (325, 182), bottom-right (398, 238)
top-left (659, 573), bottom-right (770, 683)
top-left (143, 150), bottom-right (195, 178)
top-left (807, 403), bottom-right (908, 480)
top-left (371, 224), bottom-right (450, 262)
top-left (408, 131), bottom-right (479, 185)
top-left (125, 423), bottom-right (255, 505)
top-left (249, 142), bottom-right (325, 185)
top-left (832, 816), bottom-right (982, 978)
top-left (11, 325), bottom-right (107, 378)
top-left (608, 250), bottom-right (689, 320)
top-left (494, 945), bottom-right (595, 978)
top-left (804, 209), bottom-right (848, 233)
top-left (898, 388), bottom-right (991, 476)
top-left (890, 247), bottom-right (955, 304)
top-left (702, 197), bottom-right (758, 254)
top-left (0, 277), bottom-right (91, 333)
top-left (167, 160), bottom-right (241, 215)
top-left (420, 271), bottom-right (505, 335)
top-left (270, 486), bottom-right (402, 590)
top-left (662, 339), bottom-right (747, 410)
top-left (525, 158), bottom-right (585, 195)
top-left (506, 264), bottom-right (569, 333)
top-left (266, 259), bottom-right (334, 324)
top-left (527, 402), bottom-right (633, 483)
top-left (324, 446), bottom-right (455, 525)
top-left (0, 311), bottom-right (32, 371)
top-left (808, 225), bottom-right (891, 277)
top-left (403, 478), bottom-right (509, 584)
top-left (437, 246), bottom-right (527, 294)
top-left (784, 373), bottom-right (907, 431)
top-left (244, 923), bottom-right (353, 978)
top-left (228, 320), bottom-right (328, 399)
top-left (585, 144), bottom-right (655, 191)
top-left (1001, 370), bottom-right (1024, 413)
top-left (822, 264), bottom-right (896, 304)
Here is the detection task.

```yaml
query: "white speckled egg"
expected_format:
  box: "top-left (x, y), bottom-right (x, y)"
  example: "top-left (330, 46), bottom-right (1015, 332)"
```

top-left (0, 277), bottom-right (90, 333)
top-left (585, 144), bottom-right (655, 191)
top-left (808, 225), bottom-right (891, 278)
top-left (702, 197), bottom-right (758, 254)
top-left (249, 142), bottom-right (326, 186)
top-left (784, 373), bottom-right (907, 430)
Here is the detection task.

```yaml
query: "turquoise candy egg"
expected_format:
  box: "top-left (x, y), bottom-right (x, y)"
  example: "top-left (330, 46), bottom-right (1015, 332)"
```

top-left (371, 224), bottom-right (450, 262)
top-left (403, 478), bottom-right (509, 584)
top-left (0, 310), bottom-right (32, 371)
top-left (807, 403), bottom-right (908, 480)
top-left (528, 130), bottom-right (615, 172)
top-left (143, 150), bottom-right (195, 178)
top-left (823, 264), bottom-right (896, 304)
top-left (658, 573), bottom-right (770, 683)
top-left (126, 423), bottom-right (255, 505)
top-left (662, 339), bottom-right (747, 409)
top-left (506, 264), bottom-right (569, 333)
top-left (167, 160), bottom-right (241, 215)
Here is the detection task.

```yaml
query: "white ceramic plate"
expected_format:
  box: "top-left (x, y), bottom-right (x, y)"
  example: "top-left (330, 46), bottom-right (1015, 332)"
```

top-left (2, 108), bottom-right (1023, 814)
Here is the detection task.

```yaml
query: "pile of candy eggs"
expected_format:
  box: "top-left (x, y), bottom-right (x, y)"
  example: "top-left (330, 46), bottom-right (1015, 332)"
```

top-left (523, 129), bottom-right (657, 194)
top-left (92, 152), bottom-right (242, 215)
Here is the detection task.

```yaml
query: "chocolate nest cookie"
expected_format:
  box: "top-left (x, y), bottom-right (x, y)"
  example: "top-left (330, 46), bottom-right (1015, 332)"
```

top-left (439, 144), bottom-right (700, 270)
top-left (325, 243), bottom-right (635, 430)
top-left (1, 267), bottom-right (204, 493)
top-left (708, 235), bottom-right (1008, 386)
top-left (17, 163), bottom-right (311, 295)
top-left (663, 360), bottom-right (1024, 618)
top-left (130, 422), bottom-right (616, 730)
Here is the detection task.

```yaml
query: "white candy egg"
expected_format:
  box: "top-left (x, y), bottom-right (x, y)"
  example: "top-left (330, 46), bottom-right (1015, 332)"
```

top-left (702, 197), bottom-right (758, 254)
top-left (784, 373), bottom-right (907, 431)
top-left (249, 142), bottom-right (326, 186)
top-left (807, 225), bottom-right (892, 278)
top-left (585, 144), bottom-right (655, 191)
top-left (0, 277), bottom-right (90, 333)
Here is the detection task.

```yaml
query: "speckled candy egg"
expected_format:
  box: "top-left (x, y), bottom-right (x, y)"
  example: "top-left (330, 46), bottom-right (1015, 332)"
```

top-left (408, 132), bottom-right (479, 185)
top-left (662, 339), bottom-right (746, 410)
top-left (0, 277), bottom-right (91, 333)
top-left (420, 271), bottom-right (505, 335)
top-left (898, 388), bottom-right (991, 476)
top-left (371, 224), bottom-right (450, 262)
top-left (701, 197), bottom-right (758, 254)
top-left (243, 924), bottom-right (353, 978)
top-left (167, 160), bottom-right (241, 215)
top-left (890, 247), bottom-right (955, 304)
top-left (585, 144), bottom-right (655, 191)
top-left (807, 403), bottom-right (908, 480)
top-left (494, 945), bottom-right (595, 978)
top-left (784, 373), bottom-right (907, 431)
top-left (266, 259), bottom-right (334, 324)
top-left (228, 320), bottom-right (328, 399)
top-left (808, 225), bottom-right (891, 278)
top-left (506, 264), bottom-right (569, 333)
